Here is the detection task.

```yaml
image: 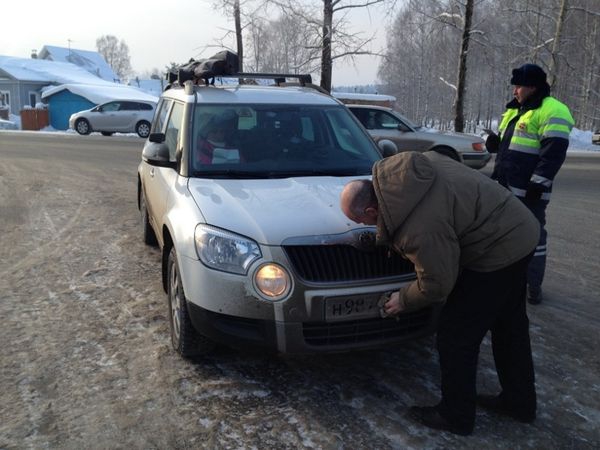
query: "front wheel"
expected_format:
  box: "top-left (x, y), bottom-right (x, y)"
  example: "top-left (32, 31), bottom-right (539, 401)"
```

top-left (136, 120), bottom-right (151, 138)
top-left (75, 118), bottom-right (91, 135)
top-left (167, 247), bottom-right (215, 358)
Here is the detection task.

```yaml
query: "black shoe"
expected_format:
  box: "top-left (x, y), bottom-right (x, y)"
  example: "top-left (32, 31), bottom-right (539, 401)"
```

top-left (527, 288), bottom-right (543, 305)
top-left (408, 406), bottom-right (472, 436)
top-left (477, 395), bottom-right (535, 423)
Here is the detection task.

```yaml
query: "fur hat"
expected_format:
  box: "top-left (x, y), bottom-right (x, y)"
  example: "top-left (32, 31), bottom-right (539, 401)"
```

top-left (510, 64), bottom-right (548, 88)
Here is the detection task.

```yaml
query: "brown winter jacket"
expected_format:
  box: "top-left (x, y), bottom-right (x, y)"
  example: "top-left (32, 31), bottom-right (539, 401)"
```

top-left (372, 151), bottom-right (540, 312)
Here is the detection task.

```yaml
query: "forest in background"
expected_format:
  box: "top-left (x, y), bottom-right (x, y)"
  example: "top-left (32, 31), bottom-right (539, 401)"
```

top-left (377, 0), bottom-right (600, 132)
top-left (209, 0), bottom-right (599, 133)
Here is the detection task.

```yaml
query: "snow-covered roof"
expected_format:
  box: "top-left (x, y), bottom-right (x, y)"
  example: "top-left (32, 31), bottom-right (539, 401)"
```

top-left (127, 78), bottom-right (164, 96)
top-left (332, 92), bottom-right (396, 102)
top-left (38, 45), bottom-right (118, 82)
top-left (0, 55), bottom-right (112, 84)
top-left (41, 83), bottom-right (158, 105)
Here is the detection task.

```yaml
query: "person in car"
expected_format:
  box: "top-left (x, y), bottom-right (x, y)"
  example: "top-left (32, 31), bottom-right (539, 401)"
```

top-left (196, 112), bottom-right (240, 164)
top-left (486, 63), bottom-right (574, 305)
top-left (340, 151), bottom-right (539, 436)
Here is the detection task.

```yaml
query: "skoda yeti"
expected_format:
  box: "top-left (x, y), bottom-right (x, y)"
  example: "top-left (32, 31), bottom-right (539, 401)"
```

top-left (138, 76), bottom-right (440, 358)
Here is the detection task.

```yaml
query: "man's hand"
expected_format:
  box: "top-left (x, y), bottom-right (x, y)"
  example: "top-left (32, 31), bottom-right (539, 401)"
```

top-left (383, 291), bottom-right (406, 316)
top-left (485, 131), bottom-right (500, 153)
top-left (525, 182), bottom-right (545, 201)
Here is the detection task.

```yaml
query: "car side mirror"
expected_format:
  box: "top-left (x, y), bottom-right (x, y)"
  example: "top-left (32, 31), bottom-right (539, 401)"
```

top-left (378, 139), bottom-right (398, 158)
top-left (149, 132), bottom-right (165, 143)
top-left (142, 140), bottom-right (175, 168)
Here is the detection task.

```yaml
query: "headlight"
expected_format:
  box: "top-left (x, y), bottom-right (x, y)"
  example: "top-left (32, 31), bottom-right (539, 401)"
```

top-left (194, 224), bottom-right (261, 275)
top-left (254, 263), bottom-right (291, 300)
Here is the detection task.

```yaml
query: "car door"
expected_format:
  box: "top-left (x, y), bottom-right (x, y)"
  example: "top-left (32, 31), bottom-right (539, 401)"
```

top-left (142, 99), bottom-right (182, 237)
top-left (92, 101), bottom-right (122, 130)
top-left (116, 101), bottom-right (139, 132)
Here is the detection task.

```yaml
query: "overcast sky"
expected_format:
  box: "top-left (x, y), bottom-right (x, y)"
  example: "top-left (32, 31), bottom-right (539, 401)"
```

top-left (3, 0), bottom-right (389, 86)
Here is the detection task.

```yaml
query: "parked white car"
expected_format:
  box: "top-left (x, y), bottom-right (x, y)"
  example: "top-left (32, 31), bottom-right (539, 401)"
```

top-left (69, 100), bottom-right (156, 137)
top-left (592, 130), bottom-right (600, 145)
top-left (138, 74), bottom-right (441, 358)
top-left (348, 104), bottom-right (491, 169)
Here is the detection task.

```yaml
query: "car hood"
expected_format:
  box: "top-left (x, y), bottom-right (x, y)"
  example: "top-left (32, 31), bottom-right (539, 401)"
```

top-left (188, 176), bottom-right (362, 245)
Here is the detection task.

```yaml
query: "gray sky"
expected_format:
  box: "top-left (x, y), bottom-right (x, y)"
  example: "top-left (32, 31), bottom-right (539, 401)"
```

top-left (3, 0), bottom-right (389, 86)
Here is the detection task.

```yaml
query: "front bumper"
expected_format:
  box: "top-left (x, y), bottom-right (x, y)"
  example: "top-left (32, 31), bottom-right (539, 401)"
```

top-left (187, 301), bottom-right (441, 354)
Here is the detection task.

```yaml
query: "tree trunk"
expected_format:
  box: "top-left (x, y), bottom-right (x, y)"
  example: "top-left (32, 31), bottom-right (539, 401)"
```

top-left (234, 0), bottom-right (244, 72)
top-left (547, 0), bottom-right (568, 89)
top-left (453, 0), bottom-right (474, 133)
top-left (320, 0), bottom-right (334, 93)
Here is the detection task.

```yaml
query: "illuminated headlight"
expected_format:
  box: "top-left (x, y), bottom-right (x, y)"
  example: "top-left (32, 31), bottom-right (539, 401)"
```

top-left (254, 263), bottom-right (291, 300)
top-left (194, 224), bottom-right (261, 275)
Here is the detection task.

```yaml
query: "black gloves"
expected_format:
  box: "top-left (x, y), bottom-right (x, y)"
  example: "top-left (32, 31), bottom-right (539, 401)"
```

top-left (485, 132), bottom-right (500, 153)
top-left (525, 182), bottom-right (545, 201)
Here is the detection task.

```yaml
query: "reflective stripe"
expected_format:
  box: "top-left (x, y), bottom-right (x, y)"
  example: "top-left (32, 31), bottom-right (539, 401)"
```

top-left (508, 185), bottom-right (551, 201)
top-left (531, 174), bottom-right (552, 187)
top-left (533, 251), bottom-right (546, 257)
top-left (509, 186), bottom-right (527, 197)
top-left (509, 144), bottom-right (539, 155)
top-left (542, 130), bottom-right (571, 139)
top-left (547, 117), bottom-right (573, 126)
top-left (514, 130), bottom-right (540, 140)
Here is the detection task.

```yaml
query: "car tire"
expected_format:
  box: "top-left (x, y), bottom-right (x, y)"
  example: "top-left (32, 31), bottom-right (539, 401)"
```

top-left (167, 247), bottom-right (216, 358)
top-left (140, 190), bottom-right (157, 246)
top-left (101, 131), bottom-right (114, 136)
top-left (75, 118), bottom-right (91, 135)
top-left (432, 145), bottom-right (460, 163)
top-left (136, 120), bottom-right (151, 138)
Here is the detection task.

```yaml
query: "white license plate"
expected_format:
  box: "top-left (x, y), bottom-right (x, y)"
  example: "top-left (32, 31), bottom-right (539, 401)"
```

top-left (325, 294), bottom-right (381, 322)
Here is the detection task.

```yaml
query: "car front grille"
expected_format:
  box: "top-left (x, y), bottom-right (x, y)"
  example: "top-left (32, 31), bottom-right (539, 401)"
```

top-left (303, 307), bottom-right (434, 347)
top-left (283, 244), bottom-right (414, 282)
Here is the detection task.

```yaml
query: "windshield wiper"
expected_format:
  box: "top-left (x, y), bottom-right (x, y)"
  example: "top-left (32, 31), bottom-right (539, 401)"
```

top-left (192, 169), bottom-right (266, 179)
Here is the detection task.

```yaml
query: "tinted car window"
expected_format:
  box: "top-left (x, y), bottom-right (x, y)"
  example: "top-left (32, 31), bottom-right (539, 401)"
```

top-left (139, 103), bottom-right (154, 111)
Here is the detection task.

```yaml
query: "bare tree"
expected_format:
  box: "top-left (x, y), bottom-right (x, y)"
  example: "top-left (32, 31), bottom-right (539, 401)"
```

top-left (96, 35), bottom-right (132, 82)
top-left (453, 0), bottom-right (475, 132)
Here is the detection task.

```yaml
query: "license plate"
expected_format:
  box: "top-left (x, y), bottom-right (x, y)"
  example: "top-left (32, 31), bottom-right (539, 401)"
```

top-left (325, 295), bottom-right (381, 322)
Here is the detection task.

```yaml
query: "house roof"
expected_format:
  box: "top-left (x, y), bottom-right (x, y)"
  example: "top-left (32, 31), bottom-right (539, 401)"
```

top-left (41, 83), bottom-right (159, 105)
top-left (38, 45), bottom-right (118, 82)
top-left (0, 55), bottom-right (111, 84)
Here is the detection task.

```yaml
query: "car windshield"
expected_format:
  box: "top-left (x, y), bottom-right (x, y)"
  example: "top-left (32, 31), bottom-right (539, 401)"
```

top-left (190, 104), bottom-right (381, 178)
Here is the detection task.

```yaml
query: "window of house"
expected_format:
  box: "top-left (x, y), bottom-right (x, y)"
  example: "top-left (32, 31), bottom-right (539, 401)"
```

top-left (0, 90), bottom-right (10, 108)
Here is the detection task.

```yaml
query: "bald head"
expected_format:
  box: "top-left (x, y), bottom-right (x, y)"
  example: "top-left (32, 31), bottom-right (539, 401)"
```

top-left (340, 179), bottom-right (379, 225)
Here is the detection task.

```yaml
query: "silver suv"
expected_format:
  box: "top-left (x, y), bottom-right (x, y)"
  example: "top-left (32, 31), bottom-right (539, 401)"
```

top-left (70, 100), bottom-right (156, 137)
top-left (138, 75), bottom-right (440, 358)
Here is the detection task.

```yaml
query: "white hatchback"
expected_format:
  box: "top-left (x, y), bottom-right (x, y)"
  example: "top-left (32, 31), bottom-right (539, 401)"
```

top-left (69, 100), bottom-right (156, 137)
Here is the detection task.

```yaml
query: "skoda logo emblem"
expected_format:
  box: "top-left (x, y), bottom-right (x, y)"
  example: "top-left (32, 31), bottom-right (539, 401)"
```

top-left (357, 231), bottom-right (376, 251)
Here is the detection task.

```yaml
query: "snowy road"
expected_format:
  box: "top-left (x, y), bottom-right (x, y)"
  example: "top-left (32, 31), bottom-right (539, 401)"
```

top-left (1, 132), bottom-right (599, 449)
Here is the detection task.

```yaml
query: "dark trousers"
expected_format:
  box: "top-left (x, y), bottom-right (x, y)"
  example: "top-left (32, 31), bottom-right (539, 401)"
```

top-left (436, 255), bottom-right (536, 430)
top-left (522, 198), bottom-right (548, 293)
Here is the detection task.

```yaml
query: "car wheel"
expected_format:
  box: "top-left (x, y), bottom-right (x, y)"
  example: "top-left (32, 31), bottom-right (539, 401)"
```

top-left (432, 145), bottom-right (460, 163)
top-left (75, 118), bottom-right (91, 135)
top-left (140, 190), bottom-right (157, 246)
top-left (101, 131), bottom-right (113, 136)
top-left (136, 121), bottom-right (151, 138)
top-left (167, 247), bottom-right (216, 358)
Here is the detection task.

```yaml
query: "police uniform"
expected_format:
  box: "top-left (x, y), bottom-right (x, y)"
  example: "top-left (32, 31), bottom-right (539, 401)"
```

top-left (490, 64), bottom-right (574, 304)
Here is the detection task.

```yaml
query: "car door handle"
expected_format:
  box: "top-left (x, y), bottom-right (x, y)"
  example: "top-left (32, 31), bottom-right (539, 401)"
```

top-left (150, 167), bottom-right (155, 177)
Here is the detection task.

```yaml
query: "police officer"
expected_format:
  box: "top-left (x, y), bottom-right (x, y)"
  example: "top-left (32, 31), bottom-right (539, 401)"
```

top-left (486, 64), bottom-right (574, 304)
